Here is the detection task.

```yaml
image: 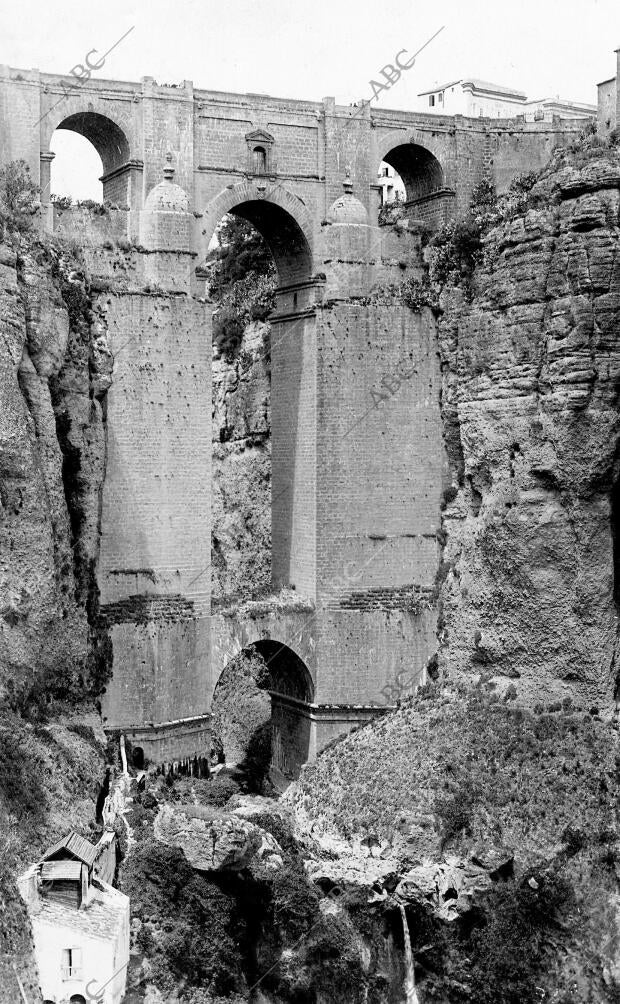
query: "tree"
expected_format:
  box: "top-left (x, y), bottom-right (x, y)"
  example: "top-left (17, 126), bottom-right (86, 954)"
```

top-left (206, 214), bottom-right (276, 297)
top-left (0, 160), bottom-right (40, 239)
top-left (206, 214), bottom-right (277, 359)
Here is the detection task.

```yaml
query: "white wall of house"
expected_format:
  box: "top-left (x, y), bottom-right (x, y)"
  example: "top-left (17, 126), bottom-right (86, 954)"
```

top-left (20, 873), bottom-right (129, 1004)
top-left (377, 163), bottom-right (406, 204)
top-left (33, 921), bottom-right (115, 1003)
top-left (419, 80), bottom-right (595, 121)
top-left (419, 81), bottom-right (527, 117)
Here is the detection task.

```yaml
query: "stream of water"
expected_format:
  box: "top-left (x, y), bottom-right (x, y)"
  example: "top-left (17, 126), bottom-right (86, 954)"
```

top-left (400, 904), bottom-right (419, 1004)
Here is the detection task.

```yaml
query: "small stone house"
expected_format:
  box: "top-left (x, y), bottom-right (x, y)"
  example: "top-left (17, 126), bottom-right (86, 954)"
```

top-left (18, 832), bottom-right (129, 1004)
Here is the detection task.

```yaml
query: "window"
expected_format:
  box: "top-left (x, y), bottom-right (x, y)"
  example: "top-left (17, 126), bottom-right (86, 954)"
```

top-left (429, 95), bottom-right (435, 107)
top-left (438, 92), bottom-right (443, 103)
top-left (61, 947), bottom-right (82, 980)
top-left (252, 146), bottom-right (267, 175)
top-left (382, 166), bottom-right (389, 177)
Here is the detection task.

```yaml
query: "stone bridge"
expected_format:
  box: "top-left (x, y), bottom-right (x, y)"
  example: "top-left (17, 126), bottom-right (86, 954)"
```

top-left (0, 65), bottom-right (587, 776)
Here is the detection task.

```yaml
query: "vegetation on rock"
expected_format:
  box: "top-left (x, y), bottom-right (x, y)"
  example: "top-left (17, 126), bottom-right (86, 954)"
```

top-left (0, 159), bottom-right (40, 240)
top-left (206, 215), bottom-right (277, 359)
top-left (291, 683), bottom-right (620, 1002)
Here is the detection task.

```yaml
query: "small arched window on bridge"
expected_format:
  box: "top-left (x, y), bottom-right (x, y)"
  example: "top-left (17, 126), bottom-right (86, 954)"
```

top-left (253, 146), bottom-right (267, 175)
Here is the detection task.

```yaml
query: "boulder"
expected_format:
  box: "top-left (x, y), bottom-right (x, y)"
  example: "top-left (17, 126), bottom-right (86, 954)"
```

top-left (153, 802), bottom-right (283, 872)
top-left (396, 857), bottom-right (492, 921)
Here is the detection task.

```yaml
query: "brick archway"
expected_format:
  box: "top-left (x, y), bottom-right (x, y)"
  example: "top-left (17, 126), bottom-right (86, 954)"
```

top-left (376, 133), bottom-right (456, 227)
top-left (200, 182), bottom-right (314, 287)
top-left (41, 106), bottom-right (139, 209)
top-left (212, 638), bottom-right (315, 779)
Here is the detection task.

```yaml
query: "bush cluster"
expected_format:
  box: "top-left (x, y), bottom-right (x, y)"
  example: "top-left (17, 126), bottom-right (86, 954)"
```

top-left (378, 191), bottom-right (406, 226)
top-left (426, 173), bottom-right (541, 296)
top-left (0, 159), bottom-right (40, 240)
top-left (206, 215), bottom-right (277, 360)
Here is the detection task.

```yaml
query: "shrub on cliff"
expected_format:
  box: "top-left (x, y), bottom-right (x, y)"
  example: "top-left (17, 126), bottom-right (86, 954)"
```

top-left (212, 270), bottom-right (276, 359)
top-left (0, 159), bottom-right (40, 239)
top-left (467, 867), bottom-right (578, 1004)
top-left (378, 191), bottom-right (406, 226)
top-left (428, 217), bottom-right (484, 291)
top-left (427, 172), bottom-right (542, 295)
top-left (121, 839), bottom-right (246, 996)
top-left (206, 215), bottom-right (277, 359)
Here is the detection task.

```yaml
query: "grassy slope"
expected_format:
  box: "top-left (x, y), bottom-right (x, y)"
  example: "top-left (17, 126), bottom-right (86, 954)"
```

top-left (290, 684), bottom-right (620, 1002)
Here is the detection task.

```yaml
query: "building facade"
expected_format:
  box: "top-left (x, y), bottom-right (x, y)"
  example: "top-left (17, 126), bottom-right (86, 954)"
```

top-left (419, 78), bottom-right (596, 122)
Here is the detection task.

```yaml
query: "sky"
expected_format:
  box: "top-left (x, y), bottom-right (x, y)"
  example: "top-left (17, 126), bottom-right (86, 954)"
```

top-left (1, 0), bottom-right (619, 198)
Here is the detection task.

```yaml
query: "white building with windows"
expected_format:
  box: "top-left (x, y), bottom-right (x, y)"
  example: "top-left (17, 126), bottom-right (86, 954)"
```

top-left (377, 163), bottom-right (406, 204)
top-left (418, 78), bottom-right (596, 121)
top-left (18, 832), bottom-right (129, 1004)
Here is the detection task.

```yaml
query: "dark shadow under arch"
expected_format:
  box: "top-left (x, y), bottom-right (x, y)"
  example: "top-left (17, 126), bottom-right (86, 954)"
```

top-left (248, 639), bottom-right (314, 702)
top-left (382, 142), bottom-right (444, 203)
top-left (211, 640), bottom-right (314, 781)
top-left (56, 111), bottom-right (130, 175)
top-left (228, 199), bottom-right (312, 288)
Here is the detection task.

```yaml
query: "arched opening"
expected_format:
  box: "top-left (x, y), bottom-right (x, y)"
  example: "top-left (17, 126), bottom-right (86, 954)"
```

top-left (253, 145), bottom-right (267, 174)
top-left (211, 641), bottom-right (314, 784)
top-left (227, 199), bottom-right (312, 289)
top-left (50, 130), bottom-right (103, 202)
top-left (381, 143), bottom-right (453, 228)
top-left (207, 196), bottom-right (314, 607)
top-left (383, 143), bottom-right (444, 202)
top-left (47, 111), bottom-right (133, 210)
top-left (132, 746), bottom-right (145, 770)
top-left (69, 996), bottom-right (87, 1004)
top-left (251, 639), bottom-right (314, 701)
top-left (57, 111), bottom-right (129, 175)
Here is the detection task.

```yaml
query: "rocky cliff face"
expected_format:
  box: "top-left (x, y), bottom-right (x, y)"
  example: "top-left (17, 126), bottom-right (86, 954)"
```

top-left (212, 321), bottom-right (271, 602)
top-left (0, 236), bottom-right (111, 712)
top-left (0, 232), bottom-right (112, 1003)
top-left (437, 155), bottom-right (620, 710)
top-left (286, 150), bottom-right (620, 1003)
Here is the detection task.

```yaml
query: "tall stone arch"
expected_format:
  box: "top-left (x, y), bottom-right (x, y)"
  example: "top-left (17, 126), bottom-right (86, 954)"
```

top-left (200, 181), bottom-right (314, 285)
top-left (40, 104), bottom-right (141, 211)
top-left (375, 130), bottom-right (456, 227)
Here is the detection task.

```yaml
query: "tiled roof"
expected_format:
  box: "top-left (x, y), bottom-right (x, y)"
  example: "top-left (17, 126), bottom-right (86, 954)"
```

top-left (34, 880), bottom-right (128, 943)
top-left (418, 78), bottom-right (527, 100)
top-left (43, 831), bottom-right (98, 868)
top-left (462, 79), bottom-right (527, 100)
top-left (418, 79), bottom-right (462, 96)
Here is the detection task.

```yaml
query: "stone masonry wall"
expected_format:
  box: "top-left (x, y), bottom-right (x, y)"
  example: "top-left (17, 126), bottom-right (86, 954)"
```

top-left (96, 287), bottom-right (211, 732)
